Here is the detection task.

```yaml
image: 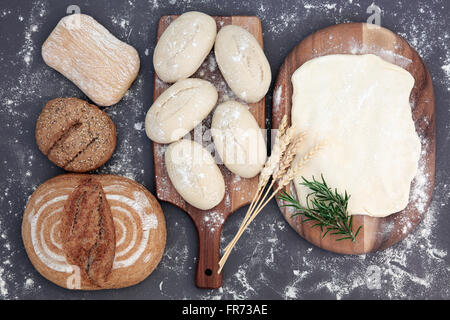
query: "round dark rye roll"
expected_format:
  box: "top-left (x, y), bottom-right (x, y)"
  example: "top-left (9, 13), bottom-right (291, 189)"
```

top-left (35, 98), bottom-right (116, 172)
top-left (22, 174), bottom-right (166, 290)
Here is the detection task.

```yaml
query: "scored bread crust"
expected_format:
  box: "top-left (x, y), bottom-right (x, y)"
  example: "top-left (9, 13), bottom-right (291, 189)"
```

top-left (22, 174), bottom-right (166, 290)
top-left (60, 178), bottom-right (116, 287)
top-left (35, 98), bottom-right (117, 173)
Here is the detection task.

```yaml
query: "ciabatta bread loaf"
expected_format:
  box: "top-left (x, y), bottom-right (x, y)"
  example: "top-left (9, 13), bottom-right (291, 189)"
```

top-left (42, 14), bottom-right (140, 107)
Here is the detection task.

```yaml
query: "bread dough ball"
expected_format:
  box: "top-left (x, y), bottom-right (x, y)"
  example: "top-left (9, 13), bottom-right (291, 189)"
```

top-left (165, 139), bottom-right (225, 210)
top-left (214, 25), bottom-right (271, 103)
top-left (291, 54), bottom-right (421, 217)
top-left (154, 11), bottom-right (217, 83)
top-left (42, 14), bottom-right (140, 107)
top-left (145, 78), bottom-right (218, 144)
top-left (211, 100), bottom-right (266, 178)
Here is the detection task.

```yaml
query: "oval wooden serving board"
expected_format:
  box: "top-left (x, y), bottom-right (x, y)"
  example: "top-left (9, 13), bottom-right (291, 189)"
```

top-left (153, 15), bottom-right (265, 288)
top-left (273, 23), bottom-right (435, 254)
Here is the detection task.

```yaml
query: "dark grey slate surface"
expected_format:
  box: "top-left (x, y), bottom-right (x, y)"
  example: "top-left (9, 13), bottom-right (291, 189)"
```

top-left (0, 0), bottom-right (449, 300)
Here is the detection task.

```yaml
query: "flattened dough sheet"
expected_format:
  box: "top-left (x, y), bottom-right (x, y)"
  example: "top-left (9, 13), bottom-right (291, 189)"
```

top-left (291, 54), bottom-right (421, 217)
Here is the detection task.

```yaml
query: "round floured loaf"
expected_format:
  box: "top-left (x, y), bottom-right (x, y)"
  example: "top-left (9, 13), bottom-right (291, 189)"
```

top-left (22, 174), bottom-right (166, 290)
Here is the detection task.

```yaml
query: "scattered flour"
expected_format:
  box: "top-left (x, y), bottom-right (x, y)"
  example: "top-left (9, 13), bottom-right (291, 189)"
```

top-left (18, 1), bottom-right (47, 67)
top-left (0, 266), bottom-right (8, 297)
top-left (1, 0), bottom-right (449, 300)
top-left (24, 278), bottom-right (34, 290)
top-left (442, 61), bottom-right (450, 91)
top-left (134, 121), bottom-right (144, 131)
top-left (198, 0), bottom-right (450, 300)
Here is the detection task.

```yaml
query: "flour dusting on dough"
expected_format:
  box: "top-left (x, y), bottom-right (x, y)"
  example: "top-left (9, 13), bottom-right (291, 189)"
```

top-left (1, 0), bottom-right (449, 300)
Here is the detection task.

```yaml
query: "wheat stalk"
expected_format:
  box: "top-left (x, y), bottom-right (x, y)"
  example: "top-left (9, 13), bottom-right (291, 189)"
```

top-left (258, 115), bottom-right (289, 189)
top-left (273, 132), bottom-right (306, 180)
top-left (219, 116), bottom-right (293, 272)
top-left (277, 142), bottom-right (324, 189)
top-left (240, 142), bottom-right (324, 234)
top-left (239, 131), bottom-right (306, 236)
top-left (218, 125), bottom-right (321, 274)
top-left (222, 115), bottom-right (289, 253)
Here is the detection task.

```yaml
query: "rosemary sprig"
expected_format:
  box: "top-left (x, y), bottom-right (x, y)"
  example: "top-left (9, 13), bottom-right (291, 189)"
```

top-left (278, 175), bottom-right (362, 242)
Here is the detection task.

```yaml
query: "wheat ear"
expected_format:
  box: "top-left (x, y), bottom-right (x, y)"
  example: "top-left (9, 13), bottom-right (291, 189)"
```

top-left (218, 127), bottom-right (304, 273)
top-left (219, 117), bottom-right (291, 272)
top-left (222, 116), bottom-right (289, 253)
top-left (239, 142), bottom-right (324, 232)
top-left (246, 132), bottom-right (306, 224)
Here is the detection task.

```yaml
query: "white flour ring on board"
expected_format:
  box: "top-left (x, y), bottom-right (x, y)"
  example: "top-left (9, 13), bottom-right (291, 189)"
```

top-left (22, 174), bottom-right (166, 290)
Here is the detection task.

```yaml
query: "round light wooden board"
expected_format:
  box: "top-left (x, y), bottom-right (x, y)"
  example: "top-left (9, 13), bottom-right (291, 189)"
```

top-left (272, 22), bottom-right (435, 254)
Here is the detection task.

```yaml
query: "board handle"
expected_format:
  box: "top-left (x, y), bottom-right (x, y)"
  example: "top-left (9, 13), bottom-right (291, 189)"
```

top-left (192, 217), bottom-right (222, 289)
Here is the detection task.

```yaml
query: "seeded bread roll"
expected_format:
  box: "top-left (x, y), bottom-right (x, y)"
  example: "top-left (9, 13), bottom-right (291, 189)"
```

top-left (35, 98), bottom-right (116, 172)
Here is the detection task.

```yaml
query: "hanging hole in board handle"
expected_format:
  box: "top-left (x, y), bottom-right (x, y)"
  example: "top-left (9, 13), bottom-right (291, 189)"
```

top-left (205, 269), bottom-right (213, 276)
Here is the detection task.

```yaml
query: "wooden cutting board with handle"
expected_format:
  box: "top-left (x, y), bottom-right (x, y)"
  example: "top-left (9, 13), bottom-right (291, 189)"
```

top-left (153, 15), bottom-right (266, 288)
top-left (273, 23), bottom-right (435, 254)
